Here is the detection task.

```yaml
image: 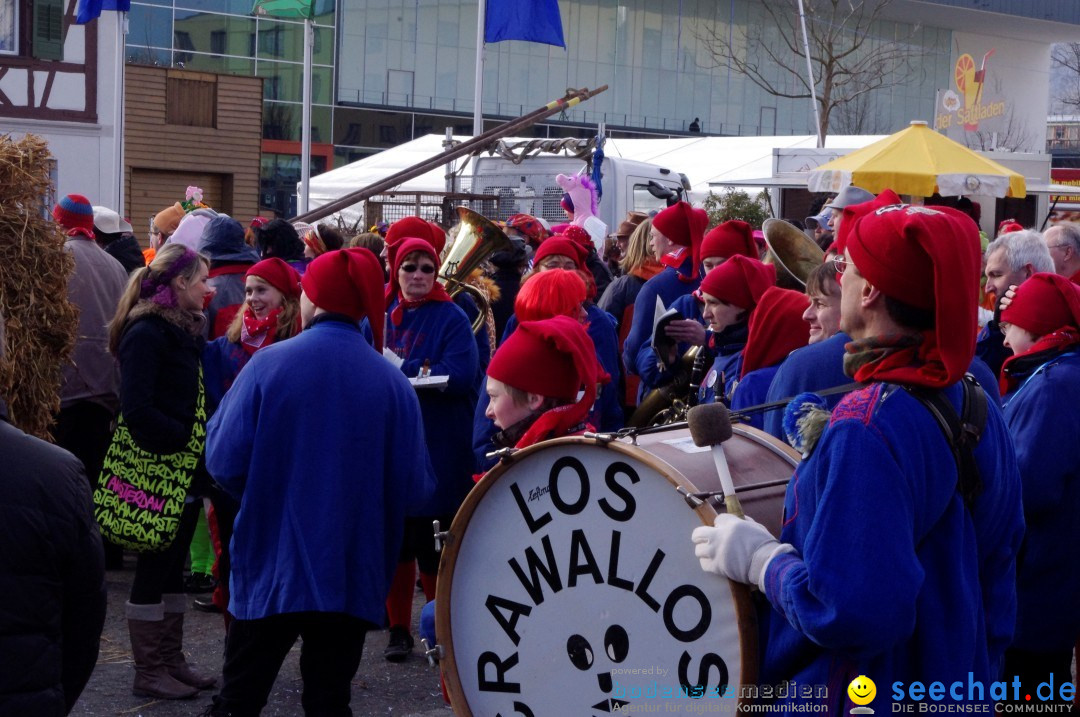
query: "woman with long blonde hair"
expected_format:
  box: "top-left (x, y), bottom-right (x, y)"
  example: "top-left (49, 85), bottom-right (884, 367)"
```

top-left (107, 243), bottom-right (218, 700)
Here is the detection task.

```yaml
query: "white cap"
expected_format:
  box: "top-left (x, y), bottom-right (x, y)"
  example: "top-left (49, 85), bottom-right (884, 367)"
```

top-left (92, 205), bottom-right (133, 234)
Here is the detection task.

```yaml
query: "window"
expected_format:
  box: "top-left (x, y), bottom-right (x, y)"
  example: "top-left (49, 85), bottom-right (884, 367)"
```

top-left (210, 31), bottom-right (226, 56)
top-left (0, 0), bottom-right (17, 55)
top-left (378, 125), bottom-right (397, 143)
top-left (166, 75), bottom-right (217, 128)
top-left (32, 0), bottom-right (63, 60)
top-left (258, 27), bottom-right (284, 57)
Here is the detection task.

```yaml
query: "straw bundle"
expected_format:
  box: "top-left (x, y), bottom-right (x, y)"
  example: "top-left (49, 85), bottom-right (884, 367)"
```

top-left (0, 134), bottom-right (78, 439)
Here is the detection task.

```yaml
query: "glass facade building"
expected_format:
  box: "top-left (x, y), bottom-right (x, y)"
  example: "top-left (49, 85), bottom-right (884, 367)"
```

top-left (337, 0), bottom-right (952, 137)
top-left (122, 0), bottom-right (1073, 216)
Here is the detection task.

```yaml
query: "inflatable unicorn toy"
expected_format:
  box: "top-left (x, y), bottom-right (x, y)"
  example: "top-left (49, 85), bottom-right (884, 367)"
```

top-left (556, 173), bottom-right (607, 250)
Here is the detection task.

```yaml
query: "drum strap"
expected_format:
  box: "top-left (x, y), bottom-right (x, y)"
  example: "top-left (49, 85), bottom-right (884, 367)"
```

top-left (899, 373), bottom-right (988, 511)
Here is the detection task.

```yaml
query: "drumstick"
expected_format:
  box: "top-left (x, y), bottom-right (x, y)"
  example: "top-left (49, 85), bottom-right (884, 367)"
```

top-left (686, 403), bottom-right (745, 519)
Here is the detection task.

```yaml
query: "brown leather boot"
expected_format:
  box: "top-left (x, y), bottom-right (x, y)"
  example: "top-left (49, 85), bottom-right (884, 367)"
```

top-left (161, 593), bottom-right (218, 689)
top-left (126, 601), bottom-right (199, 700)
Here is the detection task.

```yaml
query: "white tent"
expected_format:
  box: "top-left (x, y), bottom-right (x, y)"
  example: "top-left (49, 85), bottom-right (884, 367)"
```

top-left (306, 133), bottom-right (888, 218)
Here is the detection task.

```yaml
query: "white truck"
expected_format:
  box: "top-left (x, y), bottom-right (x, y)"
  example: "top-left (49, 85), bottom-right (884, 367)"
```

top-left (465, 140), bottom-right (690, 248)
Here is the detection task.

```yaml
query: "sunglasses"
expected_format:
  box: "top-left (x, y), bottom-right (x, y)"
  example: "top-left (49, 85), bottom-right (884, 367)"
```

top-left (400, 263), bottom-right (436, 275)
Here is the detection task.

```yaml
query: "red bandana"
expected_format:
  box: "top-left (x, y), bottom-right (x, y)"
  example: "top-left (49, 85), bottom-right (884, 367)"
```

top-left (240, 307), bottom-right (282, 355)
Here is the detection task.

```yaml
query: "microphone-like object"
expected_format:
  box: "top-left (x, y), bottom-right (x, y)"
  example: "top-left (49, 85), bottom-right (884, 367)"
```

top-left (686, 403), bottom-right (744, 519)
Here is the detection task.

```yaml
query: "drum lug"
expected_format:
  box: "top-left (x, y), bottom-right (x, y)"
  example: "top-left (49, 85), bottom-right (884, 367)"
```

top-left (420, 638), bottom-right (444, 666)
top-left (676, 485), bottom-right (726, 509)
top-left (433, 519), bottom-right (449, 552)
top-left (583, 431), bottom-right (617, 443)
top-left (486, 447), bottom-right (519, 463)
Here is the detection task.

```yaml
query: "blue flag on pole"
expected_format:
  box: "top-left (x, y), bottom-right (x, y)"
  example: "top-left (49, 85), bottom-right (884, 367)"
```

top-left (484, 0), bottom-right (565, 48)
top-left (77, 0), bottom-right (131, 25)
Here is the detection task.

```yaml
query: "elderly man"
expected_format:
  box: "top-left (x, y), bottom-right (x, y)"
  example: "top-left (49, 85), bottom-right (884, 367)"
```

top-left (692, 200), bottom-right (1024, 714)
top-left (978, 230), bottom-right (1054, 378)
top-left (1043, 222), bottom-right (1080, 283)
top-left (823, 185), bottom-right (874, 237)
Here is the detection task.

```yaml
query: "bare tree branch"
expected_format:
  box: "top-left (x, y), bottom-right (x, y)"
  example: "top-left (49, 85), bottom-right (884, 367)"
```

top-left (1052, 42), bottom-right (1080, 111)
top-left (697, 0), bottom-right (918, 137)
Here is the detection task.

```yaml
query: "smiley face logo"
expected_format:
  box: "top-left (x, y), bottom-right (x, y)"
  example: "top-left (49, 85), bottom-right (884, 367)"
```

top-left (847, 675), bottom-right (876, 706)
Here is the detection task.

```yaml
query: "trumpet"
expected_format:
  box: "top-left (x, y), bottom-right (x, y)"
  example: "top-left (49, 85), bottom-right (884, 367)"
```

top-left (439, 207), bottom-right (513, 334)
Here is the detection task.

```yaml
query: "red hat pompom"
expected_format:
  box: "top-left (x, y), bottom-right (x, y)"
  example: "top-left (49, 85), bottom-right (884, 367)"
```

top-left (515, 270), bottom-right (587, 323)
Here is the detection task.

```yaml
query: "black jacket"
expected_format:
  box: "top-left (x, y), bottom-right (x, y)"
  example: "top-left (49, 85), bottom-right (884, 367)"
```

top-left (117, 303), bottom-right (205, 455)
top-left (101, 234), bottom-right (146, 274)
top-left (0, 403), bottom-right (106, 716)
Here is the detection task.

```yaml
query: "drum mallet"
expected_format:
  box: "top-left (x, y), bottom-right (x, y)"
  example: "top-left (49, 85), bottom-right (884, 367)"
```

top-left (686, 403), bottom-right (745, 519)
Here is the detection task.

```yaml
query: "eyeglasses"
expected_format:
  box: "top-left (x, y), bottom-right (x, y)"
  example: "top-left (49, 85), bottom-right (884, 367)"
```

top-left (830, 256), bottom-right (849, 274)
top-left (1046, 243), bottom-right (1068, 252)
top-left (400, 263), bottom-right (435, 275)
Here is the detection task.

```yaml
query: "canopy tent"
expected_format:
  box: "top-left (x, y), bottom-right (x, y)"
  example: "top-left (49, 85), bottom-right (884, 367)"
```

top-left (307, 133), bottom-right (888, 214)
top-left (807, 121), bottom-right (1026, 198)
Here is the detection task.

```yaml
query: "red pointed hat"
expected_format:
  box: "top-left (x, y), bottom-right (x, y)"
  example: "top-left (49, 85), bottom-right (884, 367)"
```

top-left (301, 248), bottom-right (387, 350)
top-left (247, 258), bottom-right (301, 299)
top-left (701, 220), bottom-right (757, 261)
top-left (845, 201), bottom-right (982, 388)
top-left (652, 201), bottom-right (709, 279)
top-left (698, 255), bottom-right (776, 311)
top-left (1001, 272), bottom-right (1080, 337)
top-left (487, 315), bottom-right (604, 446)
top-left (740, 287), bottom-right (810, 378)
top-left (833, 189), bottom-right (900, 257)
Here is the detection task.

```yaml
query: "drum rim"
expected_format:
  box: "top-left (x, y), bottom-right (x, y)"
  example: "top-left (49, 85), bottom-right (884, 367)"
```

top-left (436, 431), bottom-right (794, 713)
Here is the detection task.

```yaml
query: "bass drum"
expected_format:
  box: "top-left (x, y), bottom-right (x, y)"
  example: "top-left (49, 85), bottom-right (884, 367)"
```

top-left (435, 425), bottom-right (798, 715)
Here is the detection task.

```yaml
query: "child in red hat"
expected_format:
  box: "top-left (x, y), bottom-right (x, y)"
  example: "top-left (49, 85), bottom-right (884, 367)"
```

top-left (485, 315), bottom-right (604, 450)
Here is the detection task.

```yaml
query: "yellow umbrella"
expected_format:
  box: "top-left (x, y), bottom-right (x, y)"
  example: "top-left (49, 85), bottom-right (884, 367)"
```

top-left (807, 121), bottom-right (1026, 198)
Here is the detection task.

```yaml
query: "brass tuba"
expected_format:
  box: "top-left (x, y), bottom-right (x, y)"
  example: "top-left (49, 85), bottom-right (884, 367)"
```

top-left (439, 207), bottom-right (514, 333)
top-left (762, 218), bottom-right (825, 290)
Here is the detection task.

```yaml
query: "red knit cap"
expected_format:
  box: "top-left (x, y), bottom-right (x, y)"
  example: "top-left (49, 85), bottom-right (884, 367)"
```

top-left (1001, 272), bottom-right (1080, 337)
top-left (701, 220), bottom-right (757, 260)
top-left (698, 255), bottom-right (776, 310)
top-left (301, 248), bottom-right (387, 350)
top-left (385, 217), bottom-right (446, 267)
top-left (740, 287), bottom-right (810, 378)
top-left (247, 258), bottom-right (301, 299)
top-left (534, 236), bottom-right (586, 269)
top-left (488, 315), bottom-right (602, 447)
top-left (652, 201), bottom-right (710, 279)
top-left (52, 194), bottom-right (95, 237)
top-left (515, 270), bottom-right (587, 322)
top-left (845, 201), bottom-right (981, 388)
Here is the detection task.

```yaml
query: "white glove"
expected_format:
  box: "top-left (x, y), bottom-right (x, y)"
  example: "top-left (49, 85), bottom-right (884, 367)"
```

top-left (691, 514), bottom-right (796, 592)
top-left (382, 347), bottom-right (404, 368)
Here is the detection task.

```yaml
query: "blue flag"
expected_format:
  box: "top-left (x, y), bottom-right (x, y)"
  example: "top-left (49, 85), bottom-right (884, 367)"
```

top-left (77, 0), bottom-right (131, 25)
top-left (484, 0), bottom-right (565, 48)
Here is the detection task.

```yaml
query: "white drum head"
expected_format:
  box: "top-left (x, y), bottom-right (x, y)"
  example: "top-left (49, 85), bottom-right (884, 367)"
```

top-left (437, 437), bottom-right (757, 715)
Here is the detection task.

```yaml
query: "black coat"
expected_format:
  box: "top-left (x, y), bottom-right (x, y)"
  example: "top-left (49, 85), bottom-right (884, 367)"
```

top-left (117, 303), bottom-right (205, 455)
top-left (102, 234), bottom-right (146, 274)
top-left (0, 405), bottom-right (106, 716)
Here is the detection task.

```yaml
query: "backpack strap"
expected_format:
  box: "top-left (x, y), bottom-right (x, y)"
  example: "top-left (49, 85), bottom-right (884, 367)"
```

top-left (901, 373), bottom-right (988, 510)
